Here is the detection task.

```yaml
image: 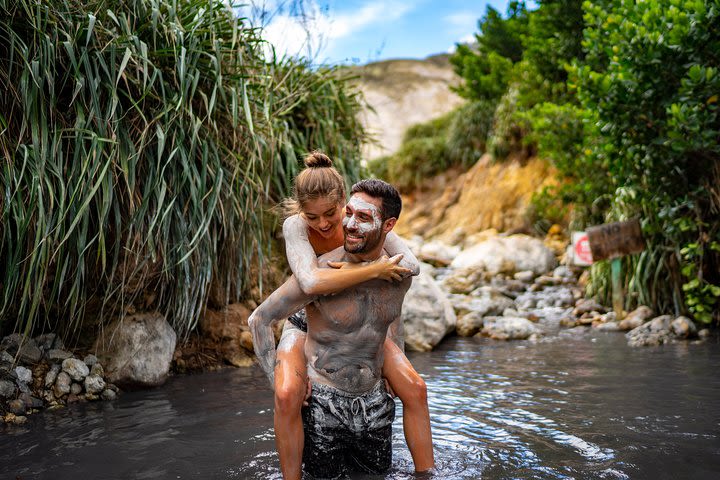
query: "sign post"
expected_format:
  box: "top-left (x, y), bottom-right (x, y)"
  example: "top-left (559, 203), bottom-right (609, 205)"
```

top-left (586, 219), bottom-right (646, 319)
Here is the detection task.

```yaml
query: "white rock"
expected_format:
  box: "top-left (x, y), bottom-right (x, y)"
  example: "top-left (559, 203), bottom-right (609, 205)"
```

top-left (84, 374), bottom-right (106, 394)
top-left (481, 316), bottom-right (541, 341)
top-left (451, 235), bottom-right (557, 276)
top-left (93, 312), bottom-right (177, 388)
top-left (402, 265), bottom-right (456, 352)
top-left (62, 358), bottom-right (90, 382)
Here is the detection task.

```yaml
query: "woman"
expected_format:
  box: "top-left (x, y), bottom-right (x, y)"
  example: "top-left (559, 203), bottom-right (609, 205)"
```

top-left (272, 151), bottom-right (434, 479)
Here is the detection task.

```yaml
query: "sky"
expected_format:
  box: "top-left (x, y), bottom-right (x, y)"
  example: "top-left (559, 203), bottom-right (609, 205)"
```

top-left (240, 0), bottom-right (513, 66)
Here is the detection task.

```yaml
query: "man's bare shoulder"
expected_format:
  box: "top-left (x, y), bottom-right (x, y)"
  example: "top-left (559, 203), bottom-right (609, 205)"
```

top-left (317, 246), bottom-right (346, 266)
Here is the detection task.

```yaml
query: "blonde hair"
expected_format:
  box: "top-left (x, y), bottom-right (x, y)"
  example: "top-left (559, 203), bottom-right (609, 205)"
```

top-left (281, 151), bottom-right (346, 217)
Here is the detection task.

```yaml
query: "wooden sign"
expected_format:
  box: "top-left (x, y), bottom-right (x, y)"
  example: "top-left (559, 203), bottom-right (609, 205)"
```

top-left (586, 219), bottom-right (645, 261)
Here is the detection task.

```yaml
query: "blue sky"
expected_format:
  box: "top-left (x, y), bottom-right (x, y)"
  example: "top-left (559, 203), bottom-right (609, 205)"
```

top-left (244, 0), bottom-right (513, 65)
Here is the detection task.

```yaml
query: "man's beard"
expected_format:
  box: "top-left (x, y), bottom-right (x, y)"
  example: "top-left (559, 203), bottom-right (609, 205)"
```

top-left (344, 226), bottom-right (383, 254)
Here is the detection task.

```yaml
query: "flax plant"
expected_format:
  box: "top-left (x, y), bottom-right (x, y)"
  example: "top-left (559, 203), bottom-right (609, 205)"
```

top-left (0, 0), bottom-right (367, 341)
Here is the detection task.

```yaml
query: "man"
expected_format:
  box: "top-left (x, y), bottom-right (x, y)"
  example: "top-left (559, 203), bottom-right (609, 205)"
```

top-left (248, 179), bottom-right (412, 479)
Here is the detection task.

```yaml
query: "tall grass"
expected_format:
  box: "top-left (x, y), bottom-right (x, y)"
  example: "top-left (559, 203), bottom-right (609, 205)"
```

top-left (0, 0), bottom-right (367, 340)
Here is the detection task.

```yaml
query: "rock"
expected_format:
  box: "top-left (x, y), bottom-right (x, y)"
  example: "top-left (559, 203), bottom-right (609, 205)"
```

top-left (618, 306), bottom-right (654, 331)
top-left (0, 379), bottom-right (15, 398)
top-left (14, 366), bottom-right (32, 385)
top-left (402, 266), bottom-right (456, 351)
top-left (574, 298), bottom-right (607, 316)
top-left (0, 333), bottom-right (25, 355)
top-left (553, 265), bottom-right (576, 281)
top-left (101, 389), bottom-right (117, 401)
top-left (8, 398), bottom-right (25, 415)
top-left (626, 315), bottom-right (673, 347)
top-left (0, 350), bottom-right (14, 367)
top-left (84, 374), bottom-right (106, 395)
top-left (93, 312), bottom-right (177, 388)
top-left (53, 371), bottom-right (71, 397)
top-left (200, 303), bottom-right (251, 342)
top-left (443, 267), bottom-right (486, 294)
top-left (70, 382), bottom-right (83, 395)
top-left (11, 414), bottom-right (28, 424)
top-left (670, 316), bottom-right (698, 339)
top-left (595, 322), bottom-right (621, 332)
top-left (222, 345), bottom-right (255, 368)
top-left (19, 392), bottom-right (43, 409)
top-left (239, 331), bottom-right (254, 352)
top-left (48, 349), bottom-right (73, 362)
top-left (450, 235), bottom-right (557, 276)
top-left (35, 333), bottom-right (58, 351)
top-left (62, 358), bottom-right (90, 382)
top-left (535, 275), bottom-right (561, 286)
top-left (83, 354), bottom-right (98, 367)
top-left (513, 270), bottom-right (535, 283)
top-left (451, 288), bottom-right (515, 318)
top-left (416, 240), bottom-right (460, 266)
top-left (90, 363), bottom-right (104, 377)
top-left (18, 340), bottom-right (42, 364)
top-left (698, 329), bottom-right (711, 339)
top-left (45, 364), bottom-right (61, 388)
top-left (456, 311), bottom-right (485, 337)
top-left (559, 316), bottom-right (577, 328)
top-left (481, 316), bottom-right (541, 341)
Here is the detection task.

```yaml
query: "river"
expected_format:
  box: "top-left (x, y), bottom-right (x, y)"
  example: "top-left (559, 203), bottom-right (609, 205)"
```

top-left (2, 331), bottom-right (719, 479)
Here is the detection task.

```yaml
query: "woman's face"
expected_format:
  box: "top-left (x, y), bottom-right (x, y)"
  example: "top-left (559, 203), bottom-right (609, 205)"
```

top-left (301, 197), bottom-right (344, 239)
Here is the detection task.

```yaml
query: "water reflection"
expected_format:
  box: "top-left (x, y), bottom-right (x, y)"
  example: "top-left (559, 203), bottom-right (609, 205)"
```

top-left (2, 333), bottom-right (720, 479)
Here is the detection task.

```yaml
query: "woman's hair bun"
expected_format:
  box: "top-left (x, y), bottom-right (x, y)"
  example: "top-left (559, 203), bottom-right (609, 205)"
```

top-left (304, 151), bottom-right (333, 168)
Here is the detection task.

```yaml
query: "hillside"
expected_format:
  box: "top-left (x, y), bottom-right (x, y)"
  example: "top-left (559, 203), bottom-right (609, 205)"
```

top-left (351, 55), bottom-right (465, 160)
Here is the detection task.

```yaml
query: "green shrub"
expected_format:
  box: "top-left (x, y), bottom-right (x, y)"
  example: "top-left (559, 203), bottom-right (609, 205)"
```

top-left (0, 0), bottom-right (367, 339)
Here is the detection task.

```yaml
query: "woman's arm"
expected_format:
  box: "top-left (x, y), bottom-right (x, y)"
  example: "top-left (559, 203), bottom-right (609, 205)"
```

top-left (247, 275), bottom-right (311, 387)
top-left (283, 215), bottom-right (410, 296)
top-left (384, 231), bottom-right (421, 276)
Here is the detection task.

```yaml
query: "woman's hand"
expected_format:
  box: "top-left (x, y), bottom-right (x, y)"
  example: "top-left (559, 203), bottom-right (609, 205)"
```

top-left (327, 254), bottom-right (411, 282)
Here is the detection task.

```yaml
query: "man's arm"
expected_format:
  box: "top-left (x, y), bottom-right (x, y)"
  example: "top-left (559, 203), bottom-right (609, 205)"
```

top-left (248, 275), bottom-right (313, 387)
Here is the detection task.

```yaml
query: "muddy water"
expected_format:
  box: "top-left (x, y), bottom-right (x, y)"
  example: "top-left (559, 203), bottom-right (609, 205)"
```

top-left (2, 331), bottom-right (720, 479)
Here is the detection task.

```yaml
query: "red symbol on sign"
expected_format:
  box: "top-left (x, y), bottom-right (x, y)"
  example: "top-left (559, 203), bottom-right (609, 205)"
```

top-left (574, 233), bottom-right (593, 265)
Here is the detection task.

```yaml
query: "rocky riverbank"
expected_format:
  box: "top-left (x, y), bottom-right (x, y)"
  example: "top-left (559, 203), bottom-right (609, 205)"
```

top-left (399, 230), bottom-right (712, 350)
top-left (0, 333), bottom-right (119, 425)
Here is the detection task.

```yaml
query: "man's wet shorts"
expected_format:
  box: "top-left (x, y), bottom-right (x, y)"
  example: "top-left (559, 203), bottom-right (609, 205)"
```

top-left (301, 380), bottom-right (395, 479)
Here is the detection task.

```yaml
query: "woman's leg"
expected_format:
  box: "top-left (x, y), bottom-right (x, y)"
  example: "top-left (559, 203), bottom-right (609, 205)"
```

top-left (274, 321), bottom-right (309, 480)
top-left (383, 339), bottom-right (435, 472)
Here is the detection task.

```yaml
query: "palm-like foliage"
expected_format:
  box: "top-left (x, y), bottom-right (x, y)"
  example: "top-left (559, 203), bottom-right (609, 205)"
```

top-left (0, 0), bottom-right (367, 340)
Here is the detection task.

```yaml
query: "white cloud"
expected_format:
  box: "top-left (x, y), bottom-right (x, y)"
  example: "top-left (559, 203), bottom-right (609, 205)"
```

top-left (244, 1), bottom-right (416, 60)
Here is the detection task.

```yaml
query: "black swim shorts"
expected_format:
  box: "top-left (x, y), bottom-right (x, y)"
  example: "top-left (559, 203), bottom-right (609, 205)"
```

top-left (301, 381), bottom-right (395, 479)
top-left (288, 309), bottom-right (308, 332)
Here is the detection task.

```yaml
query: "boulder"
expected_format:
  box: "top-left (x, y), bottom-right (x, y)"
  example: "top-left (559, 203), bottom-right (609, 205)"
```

top-left (670, 316), bottom-right (697, 339)
top-left (618, 306), bottom-right (654, 331)
top-left (573, 298), bottom-right (607, 316)
top-left (481, 316), bottom-right (541, 341)
top-left (626, 315), bottom-right (673, 347)
top-left (416, 240), bottom-right (460, 266)
top-left (84, 374), bottom-right (106, 395)
top-left (402, 265), bottom-right (456, 352)
top-left (93, 312), bottom-right (177, 389)
top-left (62, 358), bottom-right (89, 382)
top-left (456, 311), bottom-right (485, 337)
top-left (450, 235), bottom-right (557, 276)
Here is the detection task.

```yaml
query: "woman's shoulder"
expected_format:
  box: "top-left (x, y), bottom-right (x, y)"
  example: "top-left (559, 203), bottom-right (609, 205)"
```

top-left (282, 214), bottom-right (307, 234)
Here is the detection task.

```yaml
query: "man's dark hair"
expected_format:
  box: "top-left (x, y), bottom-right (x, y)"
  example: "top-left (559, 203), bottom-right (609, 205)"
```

top-left (350, 179), bottom-right (402, 220)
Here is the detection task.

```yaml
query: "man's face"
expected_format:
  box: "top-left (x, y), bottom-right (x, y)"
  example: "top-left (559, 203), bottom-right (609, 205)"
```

top-left (343, 193), bottom-right (385, 254)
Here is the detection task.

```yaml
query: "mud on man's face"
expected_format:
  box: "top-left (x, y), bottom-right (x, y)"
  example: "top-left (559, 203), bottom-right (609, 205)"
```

top-left (342, 193), bottom-right (385, 254)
